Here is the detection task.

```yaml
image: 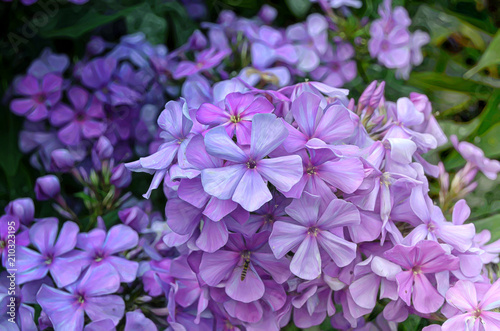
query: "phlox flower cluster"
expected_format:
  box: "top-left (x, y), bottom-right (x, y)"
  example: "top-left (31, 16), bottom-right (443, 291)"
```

top-left (123, 77), bottom-right (500, 330)
top-left (3, 2), bottom-right (500, 331)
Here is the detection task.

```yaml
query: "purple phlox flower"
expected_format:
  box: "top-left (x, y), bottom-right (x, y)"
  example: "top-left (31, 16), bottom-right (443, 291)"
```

top-left (85, 36), bottom-right (107, 57)
top-left (269, 192), bottom-right (360, 279)
top-left (0, 215), bottom-right (29, 268)
top-left (384, 98), bottom-right (439, 152)
top-left (118, 206), bottom-right (150, 233)
top-left (110, 163), bottom-right (132, 188)
top-left (280, 81), bottom-right (350, 110)
top-left (0, 271), bottom-right (41, 331)
top-left (83, 319), bottom-right (116, 331)
top-left (10, 73), bottom-right (63, 122)
top-left (50, 148), bottom-right (77, 172)
top-left (108, 33), bottom-right (158, 69)
top-left (34, 175), bottom-right (61, 201)
top-left (168, 256), bottom-right (209, 324)
top-left (81, 56), bottom-right (141, 106)
top-left (77, 224), bottom-right (139, 284)
top-left (368, 0), bottom-right (411, 69)
top-left (250, 26), bottom-right (298, 69)
top-left (173, 47), bottom-right (231, 79)
top-left (165, 197), bottom-right (230, 253)
top-left (19, 127), bottom-right (63, 171)
top-left (451, 135), bottom-right (500, 180)
top-left (348, 255), bottom-right (400, 313)
top-left (124, 310), bottom-right (157, 331)
top-left (213, 279), bottom-right (288, 326)
top-left (284, 148), bottom-right (365, 205)
top-left (358, 80), bottom-right (385, 112)
top-left (197, 92), bottom-right (274, 145)
top-left (290, 278), bottom-right (335, 328)
top-left (126, 99), bottom-right (199, 198)
top-left (213, 77), bottom-right (249, 103)
top-left (409, 92), bottom-right (447, 147)
top-left (395, 30), bottom-right (430, 79)
top-left (245, 193), bottom-right (291, 234)
top-left (199, 232), bottom-right (291, 303)
top-left (141, 259), bottom-right (173, 297)
top-left (238, 67), bottom-right (291, 88)
top-left (286, 14), bottom-right (329, 72)
top-left (28, 48), bottom-right (69, 78)
top-left (443, 279), bottom-right (500, 331)
top-left (200, 113), bottom-right (303, 211)
top-left (405, 188), bottom-right (475, 252)
top-left (37, 263), bottom-right (125, 330)
top-left (311, 42), bottom-right (357, 87)
top-left (5, 197), bottom-right (34, 225)
top-left (313, 0), bottom-right (362, 8)
top-left (281, 92), bottom-right (357, 153)
top-left (179, 134), bottom-right (242, 223)
top-left (166, 284), bottom-right (214, 331)
top-left (258, 5), bottom-right (277, 24)
top-left (49, 86), bottom-right (106, 146)
top-left (474, 230), bottom-right (500, 265)
top-left (17, 218), bottom-right (85, 287)
top-left (384, 240), bottom-right (460, 314)
top-left (182, 74), bottom-right (213, 110)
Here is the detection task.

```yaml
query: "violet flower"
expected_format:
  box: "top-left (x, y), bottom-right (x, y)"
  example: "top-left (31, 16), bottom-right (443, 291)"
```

top-left (384, 240), bottom-right (459, 314)
top-left (451, 135), bottom-right (500, 180)
top-left (281, 92), bottom-right (357, 153)
top-left (173, 47), bottom-right (230, 79)
top-left (37, 263), bottom-right (125, 330)
top-left (199, 232), bottom-right (290, 303)
top-left (196, 92), bottom-right (274, 145)
top-left (10, 73), bottom-right (62, 122)
top-left (443, 279), bottom-right (500, 330)
top-left (81, 57), bottom-right (141, 106)
top-left (200, 113), bottom-right (303, 211)
top-left (77, 224), bottom-right (139, 284)
top-left (269, 192), bottom-right (360, 279)
top-left (17, 218), bottom-right (84, 287)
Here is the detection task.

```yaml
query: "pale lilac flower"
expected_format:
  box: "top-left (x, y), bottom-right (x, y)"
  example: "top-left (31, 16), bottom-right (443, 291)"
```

top-left (77, 224), bottom-right (139, 284)
top-left (173, 47), bottom-right (230, 79)
top-left (250, 26), bottom-right (298, 69)
top-left (384, 241), bottom-right (459, 314)
top-left (37, 264), bottom-right (125, 330)
top-left (451, 135), bottom-right (500, 180)
top-left (35, 175), bottom-right (61, 201)
top-left (281, 92), bottom-right (357, 153)
top-left (443, 279), bottom-right (500, 331)
top-left (5, 198), bottom-right (34, 225)
top-left (196, 92), bottom-right (274, 145)
top-left (200, 113), bottom-right (303, 211)
top-left (17, 219), bottom-right (84, 287)
top-left (199, 232), bottom-right (290, 303)
top-left (269, 193), bottom-right (360, 279)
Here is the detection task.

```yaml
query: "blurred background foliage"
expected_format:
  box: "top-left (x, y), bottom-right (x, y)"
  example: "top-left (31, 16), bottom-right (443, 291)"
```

top-left (1, 0), bottom-right (499, 275)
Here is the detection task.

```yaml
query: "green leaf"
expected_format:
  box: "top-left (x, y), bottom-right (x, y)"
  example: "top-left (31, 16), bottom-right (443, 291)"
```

top-left (126, 4), bottom-right (167, 45)
top-left (285, 0), bottom-right (311, 18)
top-left (412, 5), bottom-right (491, 49)
top-left (473, 214), bottom-right (500, 241)
top-left (464, 30), bottom-right (500, 79)
top-left (471, 90), bottom-right (500, 137)
top-left (407, 72), bottom-right (491, 98)
top-left (476, 122), bottom-right (500, 159)
top-left (102, 210), bottom-right (120, 228)
top-left (41, 6), bottom-right (140, 38)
